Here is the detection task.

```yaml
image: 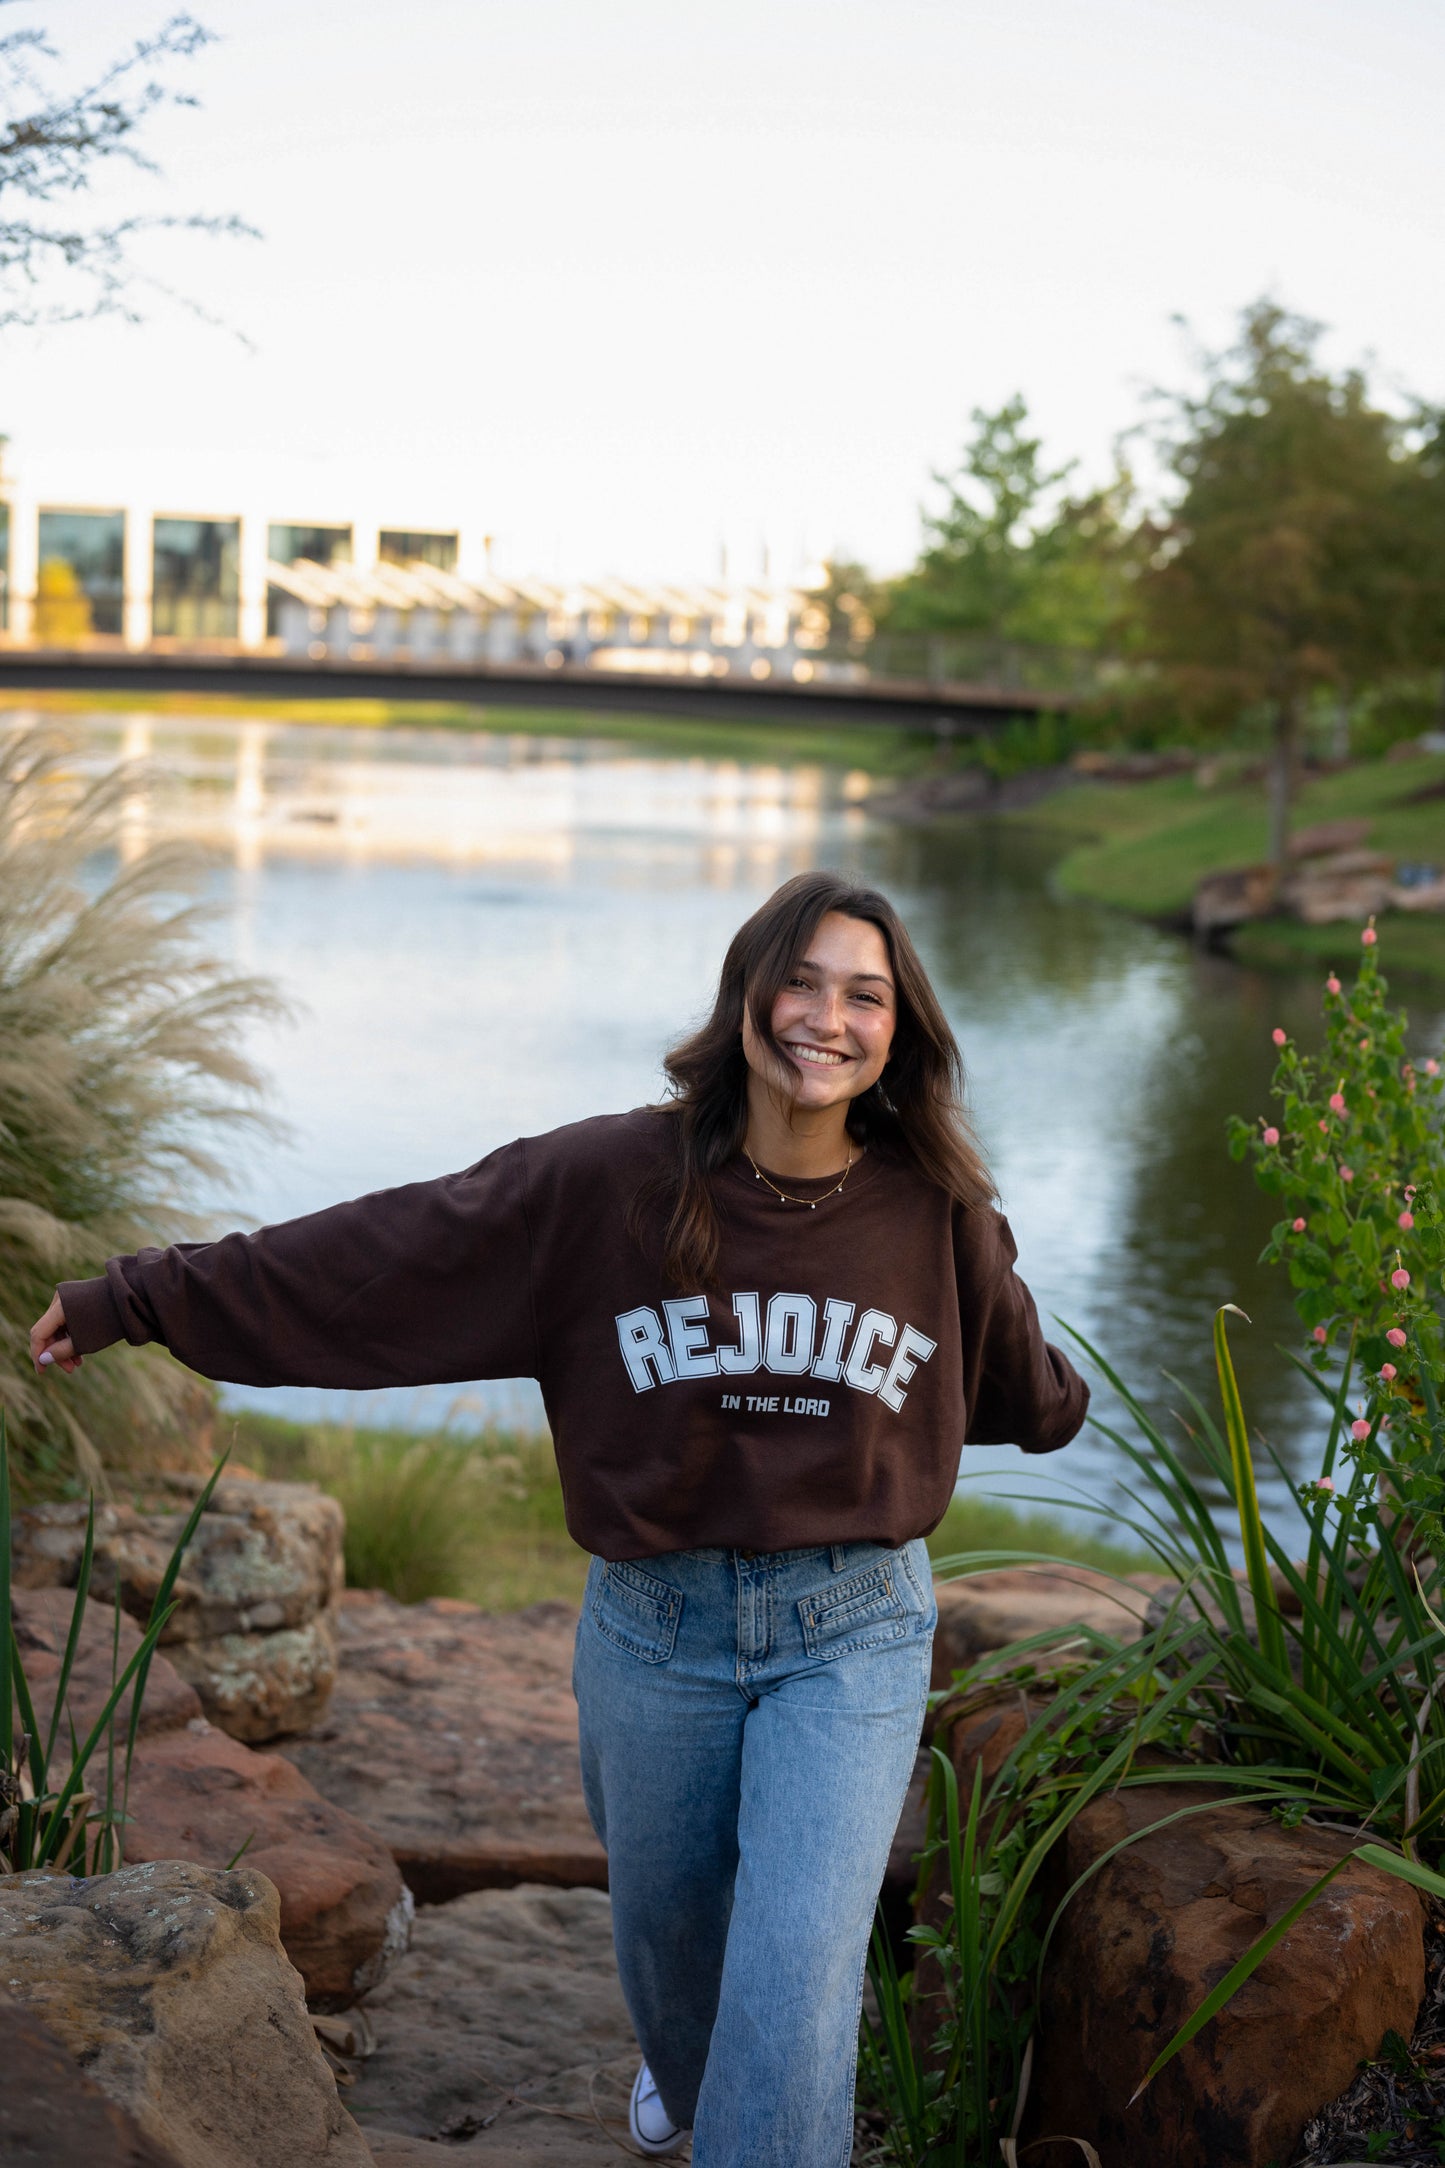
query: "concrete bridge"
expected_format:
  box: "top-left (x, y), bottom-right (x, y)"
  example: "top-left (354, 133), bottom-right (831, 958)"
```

top-left (0, 646), bottom-right (1073, 738)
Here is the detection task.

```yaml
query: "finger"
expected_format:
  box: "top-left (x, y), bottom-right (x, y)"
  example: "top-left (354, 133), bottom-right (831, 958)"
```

top-left (29, 1293), bottom-right (66, 1357)
top-left (35, 1335), bottom-right (79, 1372)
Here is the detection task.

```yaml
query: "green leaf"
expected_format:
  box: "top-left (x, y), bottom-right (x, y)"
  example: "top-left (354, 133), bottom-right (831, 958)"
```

top-left (1214, 1307), bottom-right (1289, 1679)
top-left (1355, 1843), bottom-right (1445, 1902)
top-left (0, 1414), bottom-right (11, 1794)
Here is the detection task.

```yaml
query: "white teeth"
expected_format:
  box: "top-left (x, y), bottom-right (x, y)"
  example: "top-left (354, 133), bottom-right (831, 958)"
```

top-left (787, 1043), bottom-right (847, 1067)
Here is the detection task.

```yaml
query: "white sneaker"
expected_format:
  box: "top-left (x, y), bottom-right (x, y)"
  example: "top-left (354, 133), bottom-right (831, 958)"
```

top-left (629, 2060), bottom-right (688, 2157)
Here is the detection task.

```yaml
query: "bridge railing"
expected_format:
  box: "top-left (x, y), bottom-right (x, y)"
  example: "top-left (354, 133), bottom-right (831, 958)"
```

top-left (829, 632), bottom-right (1106, 697)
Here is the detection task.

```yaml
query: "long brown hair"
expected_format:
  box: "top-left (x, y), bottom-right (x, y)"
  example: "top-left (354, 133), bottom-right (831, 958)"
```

top-left (650, 868), bottom-right (995, 1287)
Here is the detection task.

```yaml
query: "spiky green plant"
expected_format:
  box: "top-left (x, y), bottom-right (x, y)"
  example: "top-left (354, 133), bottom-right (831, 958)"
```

top-left (0, 724), bottom-right (284, 1493)
top-left (1, 1410), bottom-right (225, 1873)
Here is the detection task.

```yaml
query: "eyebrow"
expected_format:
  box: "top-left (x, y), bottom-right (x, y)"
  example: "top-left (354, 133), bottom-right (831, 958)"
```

top-left (796, 957), bottom-right (894, 986)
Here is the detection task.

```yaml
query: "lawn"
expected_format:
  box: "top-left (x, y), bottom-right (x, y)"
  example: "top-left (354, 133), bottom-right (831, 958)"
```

top-left (1011, 750), bottom-right (1445, 979)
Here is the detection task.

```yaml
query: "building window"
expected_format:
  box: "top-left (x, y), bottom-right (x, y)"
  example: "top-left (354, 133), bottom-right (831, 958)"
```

top-left (0, 500), bottom-right (8, 630)
top-left (379, 529), bottom-right (457, 572)
top-left (152, 517), bottom-right (240, 639)
top-left (268, 523), bottom-right (352, 567)
top-left (37, 509), bottom-right (125, 638)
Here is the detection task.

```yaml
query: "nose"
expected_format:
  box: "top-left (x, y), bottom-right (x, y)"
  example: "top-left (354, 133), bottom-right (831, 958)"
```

top-left (805, 984), bottom-right (846, 1036)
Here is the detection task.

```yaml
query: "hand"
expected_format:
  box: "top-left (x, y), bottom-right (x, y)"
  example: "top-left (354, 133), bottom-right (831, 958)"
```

top-left (30, 1293), bottom-right (82, 1375)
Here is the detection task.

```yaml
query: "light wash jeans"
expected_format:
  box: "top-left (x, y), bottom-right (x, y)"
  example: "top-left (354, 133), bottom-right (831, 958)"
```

top-left (573, 1538), bottom-right (936, 2168)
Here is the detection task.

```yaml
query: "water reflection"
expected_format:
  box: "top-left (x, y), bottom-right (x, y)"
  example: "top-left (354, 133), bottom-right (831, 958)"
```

top-left (65, 713), bottom-right (1445, 1536)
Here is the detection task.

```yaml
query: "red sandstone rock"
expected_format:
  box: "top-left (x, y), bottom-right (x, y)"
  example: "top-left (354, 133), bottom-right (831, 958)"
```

top-left (1021, 1785), bottom-right (1425, 2168)
top-left (124, 1719), bottom-right (411, 2009)
top-left (11, 1584), bottom-right (204, 1745)
top-left (276, 1590), bottom-right (609, 1901)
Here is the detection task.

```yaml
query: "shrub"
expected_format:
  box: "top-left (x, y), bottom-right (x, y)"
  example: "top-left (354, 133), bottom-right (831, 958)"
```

top-left (0, 725), bottom-right (283, 1495)
top-left (1229, 928), bottom-right (1445, 1552)
top-left (230, 1411), bottom-right (588, 1610)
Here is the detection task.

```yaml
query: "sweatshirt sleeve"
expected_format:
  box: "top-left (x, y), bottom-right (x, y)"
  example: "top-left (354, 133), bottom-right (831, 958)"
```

top-left (57, 1141), bottom-right (539, 1390)
top-left (955, 1206), bottom-right (1089, 1454)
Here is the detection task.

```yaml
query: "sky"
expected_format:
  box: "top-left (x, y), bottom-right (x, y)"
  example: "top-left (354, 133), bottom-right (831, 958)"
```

top-left (1, 0), bottom-right (1441, 583)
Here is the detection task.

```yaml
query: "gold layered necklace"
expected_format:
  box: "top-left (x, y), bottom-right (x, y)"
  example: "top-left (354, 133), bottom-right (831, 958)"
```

top-left (742, 1141), bottom-right (857, 1209)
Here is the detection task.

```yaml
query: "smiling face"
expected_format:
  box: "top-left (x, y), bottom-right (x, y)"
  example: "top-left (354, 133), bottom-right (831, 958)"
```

top-left (741, 909), bottom-right (897, 1119)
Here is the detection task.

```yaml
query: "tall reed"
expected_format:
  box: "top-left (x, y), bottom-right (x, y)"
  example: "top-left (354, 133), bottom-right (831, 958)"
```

top-left (0, 724), bottom-right (284, 1493)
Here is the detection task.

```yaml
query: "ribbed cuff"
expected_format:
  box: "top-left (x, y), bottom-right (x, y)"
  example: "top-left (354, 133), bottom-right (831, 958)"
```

top-left (57, 1275), bottom-right (127, 1356)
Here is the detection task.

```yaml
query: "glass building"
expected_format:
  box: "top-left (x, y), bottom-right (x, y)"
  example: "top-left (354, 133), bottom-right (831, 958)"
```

top-left (152, 517), bottom-right (240, 639)
top-left (268, 523), bottom-right (353, 567)
top-left (379, 529), bottom-right (457, 572)
top-left (36, 509), bottom-right (125, 638)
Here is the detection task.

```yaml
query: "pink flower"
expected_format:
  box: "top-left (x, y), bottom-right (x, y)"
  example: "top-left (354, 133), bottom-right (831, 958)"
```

top-left (1326, 976), bottom-right (1342, 994)
top-left (1272, 1027), bottom-right (1287, 1046)
top-left (1292, 1217), bottom-right (1307, 1233)
top-left (1392, 1266), bottom-right (1411, 1289)
top-left (1387, 1327), bottom-right (1408, 1349)
top-left (1381, 1364), bottom-right (1398, 1382)
top-left (1362, 926), bottom-right (1378, 947)
top-left (1262, 1126), bottom-right (1280, 1146)
top-left (1313, 1325), bottom-right (1329, 1345)
top-left (1351, 1418), bottom-right (1372, 1440)
top-left (1316, 1476), bottom-right (1335, 1493)
top-left (1360, 1038), bottom-right (1370, 1052)
top-left (1428, 1059), bottom-right (1440, 1077)
top-left (1406, 1185), bottom-right (1417, 1200)
top-left (1318, 1119), bottom-right (1328, 1133)
top-left (1340, 1165), bottom-right (1355, 1182)
top-left (1329, 1092), bottom-right (1346, 1114)
top-left (1399, 1210), bottom-right (1415, 1230)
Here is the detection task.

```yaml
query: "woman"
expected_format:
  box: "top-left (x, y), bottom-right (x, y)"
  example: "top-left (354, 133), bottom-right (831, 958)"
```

top-left (31, 867), bottom-right (1086, 2167)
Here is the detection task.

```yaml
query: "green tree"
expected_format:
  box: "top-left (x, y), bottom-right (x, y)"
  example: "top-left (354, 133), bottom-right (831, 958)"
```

top-left (1137, 300), bottom-right (1422, 872)
top-left (883, 395), bottom-right (1135, 656)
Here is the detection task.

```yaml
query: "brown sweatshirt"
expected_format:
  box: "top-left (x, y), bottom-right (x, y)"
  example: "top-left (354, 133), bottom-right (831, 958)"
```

top-left (60, 1107), bottom-right (1088, 1560)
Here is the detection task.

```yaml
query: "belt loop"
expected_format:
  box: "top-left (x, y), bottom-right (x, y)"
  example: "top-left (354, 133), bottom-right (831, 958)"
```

top-left (830, 1543), bottom-right (847, 1573)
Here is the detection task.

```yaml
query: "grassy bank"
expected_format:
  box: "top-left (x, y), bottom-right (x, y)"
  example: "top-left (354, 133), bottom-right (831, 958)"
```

top-left (228, 1410), bottom-right (1146, 1611)
top-left (0, 686), bottom-right (940, 782)
top-left (1011, 749), bottom-right (1445, 980)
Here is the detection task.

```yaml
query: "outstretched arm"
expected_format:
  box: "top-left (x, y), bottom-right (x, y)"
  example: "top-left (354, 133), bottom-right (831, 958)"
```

top-left (29, 1142), bottom-right (538, 1393)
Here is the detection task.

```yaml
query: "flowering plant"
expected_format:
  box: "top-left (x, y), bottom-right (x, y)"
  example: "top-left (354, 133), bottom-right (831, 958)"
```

top-left (1228, 924), bottom-right (1445, 1539)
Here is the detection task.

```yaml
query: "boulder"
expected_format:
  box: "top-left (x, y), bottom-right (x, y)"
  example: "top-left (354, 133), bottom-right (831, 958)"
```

top-left (11, 1475), bottom-right (344, 1741)
top-left (11, 1583), bottom-right (204, 1747)
top-left (0, 1858), bottom-right (372, 2168)
top-left (353, 1883), bottom-right (637, 2161)
top-left (10, 1588), bottom-right (407, 2007)
top-left (930, 1566), bottom-right (1167, 1695)
top-left (1020, 1785), bottom-right (1425, 2168)
top-left (277, 1590), bottom-right (608, 1901)
top-left (1282, 850), bottom-right (1395, 927)
top-left (162, 1616), bottom-right (338, 1742)
top-left (1193, 864), bottom-right (1276, 935)
top-left (124, 1718), bottom-right (412, 2009)
top-left (0, 1995), bottom-right (186, 2167)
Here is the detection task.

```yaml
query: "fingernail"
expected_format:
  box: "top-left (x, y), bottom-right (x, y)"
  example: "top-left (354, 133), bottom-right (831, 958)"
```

top-left (38, 1350), bottom-right (53, 1366)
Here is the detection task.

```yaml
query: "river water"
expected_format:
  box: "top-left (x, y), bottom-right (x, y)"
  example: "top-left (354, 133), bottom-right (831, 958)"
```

top-left (66, 711), bottom-right (1445, 1540)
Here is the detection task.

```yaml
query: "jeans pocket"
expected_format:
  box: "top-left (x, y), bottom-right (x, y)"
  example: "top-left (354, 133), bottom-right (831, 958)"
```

top-left (798, 1557), bottom-right (911, 1661)
top-left (589, 1559), bottom-right (683, 1664)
